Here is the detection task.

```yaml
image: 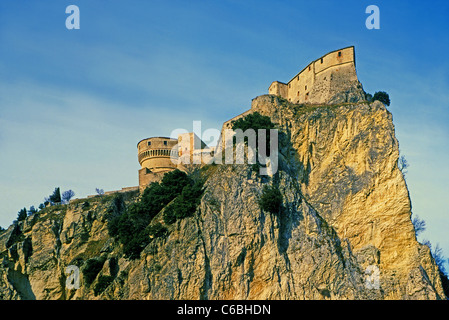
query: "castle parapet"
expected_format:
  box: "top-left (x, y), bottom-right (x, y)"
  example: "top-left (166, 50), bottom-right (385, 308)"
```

top-left (137, 136), bottom-right (178, 172)
top-left (268, 46), bottom-right (365, 104)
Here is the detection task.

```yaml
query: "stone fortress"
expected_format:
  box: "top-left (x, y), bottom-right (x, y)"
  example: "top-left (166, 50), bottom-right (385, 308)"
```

top-left (268, 46), bottom-right (365, 105)
top-left (137, 133), bottom-right (210, 191)
top-left (136, 46), bottom-right (366, 191)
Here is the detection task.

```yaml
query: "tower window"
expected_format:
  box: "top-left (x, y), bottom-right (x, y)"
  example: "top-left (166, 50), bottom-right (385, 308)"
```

top-left (338, 51), bottom-right (342, 57)
top-left (147, 141), bottom-right (151, 146)
top-left (308, 66), bottom-right (311, 71)
top-left (320, 58), bottom-right (323, 64)
top-left (305, 85), bottom-right (307, 90)
top-left (164, 141), bottom-right (167, 146)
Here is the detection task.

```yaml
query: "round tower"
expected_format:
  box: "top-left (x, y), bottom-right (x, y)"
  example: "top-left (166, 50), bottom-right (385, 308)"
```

top-left (137, 136), bottom-right (178, 172)
top-left (137, 136), bottom-right (179, 191)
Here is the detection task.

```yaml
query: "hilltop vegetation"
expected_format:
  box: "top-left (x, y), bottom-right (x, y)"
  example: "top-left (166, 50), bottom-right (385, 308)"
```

top-left (107, 169), bottom-right (204, 259)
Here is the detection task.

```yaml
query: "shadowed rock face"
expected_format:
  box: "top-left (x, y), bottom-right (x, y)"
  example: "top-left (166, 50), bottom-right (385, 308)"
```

top-left (0, 96), bottom-right (445, 300)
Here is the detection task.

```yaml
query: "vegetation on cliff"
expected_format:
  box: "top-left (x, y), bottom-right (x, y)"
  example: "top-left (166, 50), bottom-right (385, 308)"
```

top-left (365, 91), bottom-right (390, 106)
top-left (107, 169), bottom-right (204, 259)
top-left (0, 96), bottom-right (447, 300)
top-left (258, 184), bottom-right (283, 215)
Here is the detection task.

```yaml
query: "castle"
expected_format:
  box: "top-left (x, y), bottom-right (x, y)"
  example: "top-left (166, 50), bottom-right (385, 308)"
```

top-left (136, 46), bottom-right (366, 191)
top-left (268, 46), bottom-right (364, 105)
top-left (137, 133), bottom-right (211, 191)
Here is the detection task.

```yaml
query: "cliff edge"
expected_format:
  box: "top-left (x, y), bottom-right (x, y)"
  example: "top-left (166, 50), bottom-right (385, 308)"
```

top-left (0, 96), bottom-right (445, 300)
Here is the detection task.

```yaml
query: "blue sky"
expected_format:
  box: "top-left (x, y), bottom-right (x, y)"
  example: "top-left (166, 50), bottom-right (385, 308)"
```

top-left (0, 1), bottom-right (448, 267)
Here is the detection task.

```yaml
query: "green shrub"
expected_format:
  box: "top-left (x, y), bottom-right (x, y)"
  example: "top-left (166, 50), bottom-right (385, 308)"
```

top-left (440, 270), bottom-right (449, 298)
top-left (22, 236), bottom-right (33, 263)
top-left (372, 91), bottom-right (390, 106)
top-left (49, 187), bottom-right (62, 204)
top-left (251, 163), bottom-right (261, 174)
top-left (163, 205), bottom-right (177, 225)
top-left (82, 201), bottom-right (90, 209)
top-left (163, 180), bottom-right (204, 224)
top-left (231, 112), bottom-right (276, 164)
top-left (231, 112), bottom-right (275, 133)
top-left (82, 257), bottom-right (105, 286)
top-left (94, 275), bottom-right (114, 296)
top-left (17, 208), bottom-right (27, 222)
top-left (147, 222), bottom-right (168, 239)
top-left (108, 170), bottom-right (192, 259)
top-left (259, 184), bottom-right (283, 214)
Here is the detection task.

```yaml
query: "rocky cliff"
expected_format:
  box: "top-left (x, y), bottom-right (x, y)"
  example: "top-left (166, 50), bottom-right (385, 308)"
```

top-left (0, 95), bottom-right (445, 300)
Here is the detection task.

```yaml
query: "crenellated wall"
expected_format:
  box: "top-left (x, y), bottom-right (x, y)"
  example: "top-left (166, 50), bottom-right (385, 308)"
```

top-left (137, 137), bottom-right (178, 191)
top-left (268, 46), bottom-right (363, 104)
top-left (137, 134), bottom-right (210, 191)
top-left (137, 137), bottom-right (178, 172)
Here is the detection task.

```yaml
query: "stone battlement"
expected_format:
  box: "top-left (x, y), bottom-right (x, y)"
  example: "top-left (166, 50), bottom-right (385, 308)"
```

top-left (268, 46), bottom-right (365, 104)
top-left (137, 47), bottom-right (366, 191)
top-left (137, 133), bottom-right (210, 191)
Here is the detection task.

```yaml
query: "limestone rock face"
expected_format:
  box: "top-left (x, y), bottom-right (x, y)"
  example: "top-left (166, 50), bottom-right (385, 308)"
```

top-left (0, 95), bottom-right (445, 300)
top-left (251, 95), bottom-right (445, 299)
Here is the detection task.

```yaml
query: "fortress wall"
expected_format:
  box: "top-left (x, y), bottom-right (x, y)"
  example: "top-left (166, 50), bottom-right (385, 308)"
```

top-left (138, 168), bottom-right (167, 191)
top-left (307, 73), bottom-right (331, 104)
top-left (268, 81), bottom-right (288, 97)
top-left (218, 109), bottom-right (254, 153)
top-left (178, 132), bottom-right (207, 156)
top-left (287, 62), bottom-right (315, 103)
top-left (137, 137), bottom-right (178, 154)
top-left (309, 62), bottom-right (362, 104)
top-left (221, 109), bottom-right (253, 131)
top-left (178, 133), bottom-right (194, 157)
top-left (140, 153), bottom-right (177, 172)
top-left (268, 46), bottom-right (357, 104)
top-left (138, 137), bottom-right (178, 170)
top-left (313, 46), bottom-right (354, 75)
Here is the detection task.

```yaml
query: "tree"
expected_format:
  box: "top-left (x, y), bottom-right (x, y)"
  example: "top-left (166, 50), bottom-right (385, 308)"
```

top-left (231, 112), bottom-right (276, 159)
top-left (259, 184), bottom-right (283, 215)
top-left (28, 206), bottom-right (37, 215)
top-left (93, 275), bottom-right (114, 296)
top-left (38, 203), bottom-right (45, 210)
top-left (398, 155), bottom-right (409, 175)
top-left (49, 187), bottom-right (61, 204)
top-left (17, 208), bottom-right (27, 221)
top-left (232, 112), bottom-right (275, 133)
top-left (372, 91), bottom-right (390, 106)
top-left (62, 190), bottom-right (75, 203)
top-left (412, 214), bottom-right (426, 237)
top-left (163, 179), bottom-right (204, 224)
top-left (82, 258), bottom-right (105, 286)
top-left (432, 244), bottom-right (446, 274)
top-left (95, 188), bottom-right (104, 196)
top-left (108, 170), bottom-right (199, 259)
